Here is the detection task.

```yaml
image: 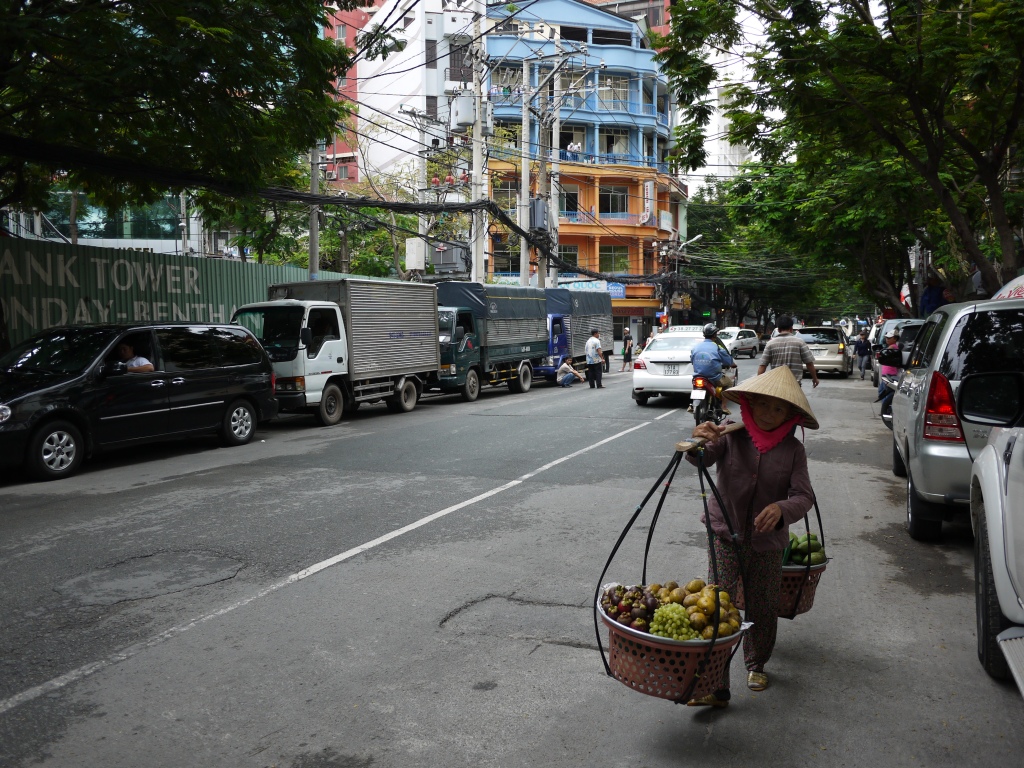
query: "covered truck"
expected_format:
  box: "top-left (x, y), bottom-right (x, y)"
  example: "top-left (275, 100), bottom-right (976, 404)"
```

top-left (534, 288), bottom-right (614, 381)
top-left (232, 278), bottom-right (439, 425)
top-left (431, 282), bottom-right (548, 401)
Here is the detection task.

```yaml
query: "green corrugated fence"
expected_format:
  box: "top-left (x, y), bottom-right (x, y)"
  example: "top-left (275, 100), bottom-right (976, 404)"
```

top-left (0, 240), bottom-right (343, 347)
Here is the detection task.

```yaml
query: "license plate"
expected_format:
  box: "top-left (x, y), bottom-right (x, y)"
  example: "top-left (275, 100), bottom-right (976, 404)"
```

top-left (690, 388), bottom-right (706, 400)
top-left (663, 364), bottom-right (679, 375)
top-left (810, 348), bottom-right (825, 358)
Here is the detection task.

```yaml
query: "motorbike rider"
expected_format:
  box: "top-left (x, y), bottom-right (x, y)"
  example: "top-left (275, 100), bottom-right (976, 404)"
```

top-left (690, 324), bottom-right (737, 414)
top-left (875, 329), bottom-right (900, 408)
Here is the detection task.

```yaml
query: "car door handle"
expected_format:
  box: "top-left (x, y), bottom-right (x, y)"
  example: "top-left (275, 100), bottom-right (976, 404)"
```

top-left (151, 380), bottom-right (166, 387)
top-left (171, 377), bottom-right (186, 385)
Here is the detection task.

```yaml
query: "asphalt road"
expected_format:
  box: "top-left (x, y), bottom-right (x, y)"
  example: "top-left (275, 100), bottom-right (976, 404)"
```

top-left (1, 358), bottom-right (1021, 767)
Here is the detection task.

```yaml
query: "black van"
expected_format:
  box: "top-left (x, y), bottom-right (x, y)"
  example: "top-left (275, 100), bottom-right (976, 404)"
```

top-left (0, 324), bottom-right (278, 480)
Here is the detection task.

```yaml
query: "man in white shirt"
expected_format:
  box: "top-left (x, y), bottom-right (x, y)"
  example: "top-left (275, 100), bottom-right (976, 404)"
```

top-left (584, 329), bottom-right (604, 389)
top-left (556, 359), bottom-right (585, 387)
top-left (117, 341), bottom-right (154, 373)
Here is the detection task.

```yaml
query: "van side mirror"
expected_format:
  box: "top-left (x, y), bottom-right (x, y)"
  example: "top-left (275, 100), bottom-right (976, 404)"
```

top-left (300, 327), bottom-right (313, 347)
top-left (454, 326), bottom-right (466, 343)
top-left (877, 347), bottom-right (902, 368)
top-left (956, 372), bottom-right (1024, 427)
top-left (103, 361), bottom-right (128, 377)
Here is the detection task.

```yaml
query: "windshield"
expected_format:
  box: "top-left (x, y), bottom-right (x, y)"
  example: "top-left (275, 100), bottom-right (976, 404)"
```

top-left (233, 307), bottom-right (304, 362)
top-left (717, 331), bottom-right (735, 340)
top-left (437, 310), bottom-right (454, 344)
top-left (645, 336), bottom-right (701, 353)
top-left (0, 327), bottom-right (118, 375)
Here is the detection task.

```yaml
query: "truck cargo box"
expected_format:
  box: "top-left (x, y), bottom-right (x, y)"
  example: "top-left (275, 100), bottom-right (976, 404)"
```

top-left (545, 288), bottom-right (613, 360)
top-left (435, 282), bottom-right (548, 347)
top-left (269, 278), bottom-right (439, 378)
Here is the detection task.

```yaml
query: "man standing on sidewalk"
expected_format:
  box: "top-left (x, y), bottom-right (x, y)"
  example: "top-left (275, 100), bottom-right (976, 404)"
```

top-left (757, 315), bottom-right (820, 388)
top-left (853, 330), bottom-right (872, 380)
top-left (585, 329), bottom-right (605, 388)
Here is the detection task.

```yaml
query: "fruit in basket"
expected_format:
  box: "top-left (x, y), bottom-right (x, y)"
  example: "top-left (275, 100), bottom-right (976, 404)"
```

top-left (649, 603), bottom-right (699, 641)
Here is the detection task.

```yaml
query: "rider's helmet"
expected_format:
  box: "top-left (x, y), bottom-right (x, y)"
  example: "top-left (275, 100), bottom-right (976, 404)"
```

top-left (702, 323), bottom-right (718, 339)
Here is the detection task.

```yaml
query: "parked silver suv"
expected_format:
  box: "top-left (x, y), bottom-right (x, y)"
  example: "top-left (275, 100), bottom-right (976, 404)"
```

top-left (890, 298), bottom-right (1024, 540)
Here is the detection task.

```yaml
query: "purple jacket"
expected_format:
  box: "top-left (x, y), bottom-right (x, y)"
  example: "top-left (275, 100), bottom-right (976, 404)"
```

top-left (685, 428), bottom-right (815, 551)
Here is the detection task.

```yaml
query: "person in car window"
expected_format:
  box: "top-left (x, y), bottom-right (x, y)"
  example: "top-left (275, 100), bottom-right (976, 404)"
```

top-left (117, 341), bottom-right (154, 373)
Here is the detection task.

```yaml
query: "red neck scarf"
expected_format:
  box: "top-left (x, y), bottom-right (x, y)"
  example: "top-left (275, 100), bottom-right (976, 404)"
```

top-left (738, 395), bottom-right (803, 454)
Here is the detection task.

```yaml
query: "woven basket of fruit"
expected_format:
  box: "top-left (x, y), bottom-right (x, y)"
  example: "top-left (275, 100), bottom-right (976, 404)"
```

top-left (598, 581), bottom-right (748, 702)
top-left (733, 562), bottom-right (827, 616)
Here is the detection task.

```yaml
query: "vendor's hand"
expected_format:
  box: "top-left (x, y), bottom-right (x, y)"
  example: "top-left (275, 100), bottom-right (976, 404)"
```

top-left (754, 503), bottom-right (783, 533)
top-left (691, 422), bottom-right (725, 444)
top-left (812, 377), bottom-right (820, 388)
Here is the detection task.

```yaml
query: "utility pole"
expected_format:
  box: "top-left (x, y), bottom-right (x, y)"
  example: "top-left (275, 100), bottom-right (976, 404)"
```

top-left (179, 190), bottom-right (188, 256)
top-left (309, 143), bottom-right (320, 281)
top-left (548, 37), bottom-right (563, 287)
top-left (470, 0), bottom-right (486, 283)
top-left (519, 58), bottom-right (531, 286)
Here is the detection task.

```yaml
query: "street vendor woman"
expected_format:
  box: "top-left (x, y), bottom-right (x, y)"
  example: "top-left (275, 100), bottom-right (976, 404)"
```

top-left (684, 365), bottom-right (817, 708)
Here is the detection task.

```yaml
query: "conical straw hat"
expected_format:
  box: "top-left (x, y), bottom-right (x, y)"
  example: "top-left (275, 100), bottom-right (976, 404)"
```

top-left (722, 365), bottom-right (819, 430)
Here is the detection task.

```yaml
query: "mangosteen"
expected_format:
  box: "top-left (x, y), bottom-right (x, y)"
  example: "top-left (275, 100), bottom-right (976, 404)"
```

top-left (630, 617), bottom-right (649, 632)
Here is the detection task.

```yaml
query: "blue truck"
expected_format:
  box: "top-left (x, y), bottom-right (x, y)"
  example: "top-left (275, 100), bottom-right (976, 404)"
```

top-left (533, 288), bottom-right (614, 382)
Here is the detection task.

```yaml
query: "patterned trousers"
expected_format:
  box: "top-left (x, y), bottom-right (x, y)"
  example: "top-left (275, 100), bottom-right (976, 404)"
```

top-left (707, 534), bottom-right (783, 691)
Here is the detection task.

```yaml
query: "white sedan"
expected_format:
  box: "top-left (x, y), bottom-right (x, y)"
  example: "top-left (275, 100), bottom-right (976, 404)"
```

top-left (957, 372), bottom-right (1024, 693)
top-left (718, 327), bottom-right (759, 358)
top-left (631, 330), bottom-right (704, 406)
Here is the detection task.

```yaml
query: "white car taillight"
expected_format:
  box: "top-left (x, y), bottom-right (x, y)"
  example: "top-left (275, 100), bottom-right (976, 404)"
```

top-left (634, 359), bottom-right (647, 370)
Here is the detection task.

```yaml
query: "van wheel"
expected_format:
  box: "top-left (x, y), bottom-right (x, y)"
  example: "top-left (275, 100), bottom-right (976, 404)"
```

top-left (509, 365), bottom-right (532, 393)
top-left (906, 471), bottom-right (942, 541)
top-left (27, 420), bottom-right (85, 481)
top-left (316, 384), bottom-right (345, 425)
top-left (386, 380), bottom-right (418, 413)
top-left (976, 506), bottom-right (1011, 679)
top-left (222, 400), bottom-right (256, 446)
top-left (892, 438), bottom-right (907, 477)
top-left (461, 369), bottom-right (480, 402)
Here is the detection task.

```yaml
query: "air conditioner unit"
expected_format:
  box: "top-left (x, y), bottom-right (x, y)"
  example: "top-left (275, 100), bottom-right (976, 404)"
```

top-left (325, 171), bottom-right (337, 180)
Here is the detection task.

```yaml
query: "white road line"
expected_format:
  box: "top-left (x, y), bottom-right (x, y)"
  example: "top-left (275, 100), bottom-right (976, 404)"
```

top-left (654, 409), bottom-right (680, 420)
top-left (0, 421), bottom-right (652, 716)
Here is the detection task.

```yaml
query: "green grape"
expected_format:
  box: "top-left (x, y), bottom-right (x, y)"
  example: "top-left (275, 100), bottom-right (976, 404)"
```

top-left (650, 603), bottom-right (696, 641)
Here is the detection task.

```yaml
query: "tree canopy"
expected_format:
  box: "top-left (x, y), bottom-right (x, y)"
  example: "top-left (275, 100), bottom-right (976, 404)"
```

top-left (1, 0), bottom-right (359, 209)
top-left (658, 0), bottom-right (1024, 295)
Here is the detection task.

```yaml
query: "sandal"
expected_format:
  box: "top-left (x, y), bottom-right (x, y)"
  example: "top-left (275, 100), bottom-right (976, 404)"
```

top-left (747, 671), bottom-right (769, 691)
top-left (686, 692), bottom-right (730, 708)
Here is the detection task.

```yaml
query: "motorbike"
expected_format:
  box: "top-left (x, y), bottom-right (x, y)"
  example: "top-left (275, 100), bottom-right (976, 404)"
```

top-left (691, 366), bottom-right (738, 425)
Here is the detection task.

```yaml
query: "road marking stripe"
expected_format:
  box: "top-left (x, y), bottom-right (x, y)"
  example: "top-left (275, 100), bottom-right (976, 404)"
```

top-left (654, 409), bottom-right (680, 420)
top-left (0, 421), bottom-right (652, 715)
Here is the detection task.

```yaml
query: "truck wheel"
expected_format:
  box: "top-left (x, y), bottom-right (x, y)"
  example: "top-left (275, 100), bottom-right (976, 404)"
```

top-left (461, 369), bottom-right (480, 402)
top-left (906, 470), bottom-right (942, 541)
top-left (975, 506), bottom-right (1012, 679)
top-left (315, 384), bottom-right (345, 426)
top-left (222, 400), bottom-right (256, 446)
top-left (27, 420), bottom-right (85, 481)
top-left (386, 379), bottom-right (418, 413)
top-left (509, 365), bottom-right (532, 393)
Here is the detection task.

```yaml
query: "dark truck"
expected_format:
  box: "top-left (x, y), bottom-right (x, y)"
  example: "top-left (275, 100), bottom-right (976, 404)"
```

top-left (534, 288), bottom-right (614, 382)
top-left (431, 282), bottom-right (549, 401)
